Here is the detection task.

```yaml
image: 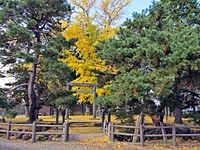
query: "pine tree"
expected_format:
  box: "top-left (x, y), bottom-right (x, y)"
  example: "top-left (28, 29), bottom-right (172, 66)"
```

top-left (0, 88), bottom-right (9, 109)
top-left (0, 0), bottom-right (72, 122)
top-left (98, 0), bottom-right (200, 124)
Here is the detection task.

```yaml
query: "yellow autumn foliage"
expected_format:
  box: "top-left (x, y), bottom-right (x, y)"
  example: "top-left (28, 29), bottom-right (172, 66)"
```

top-left (98, 0), bottom-right (132, 27)
top-left (61, 0), bottom-right (132, 103)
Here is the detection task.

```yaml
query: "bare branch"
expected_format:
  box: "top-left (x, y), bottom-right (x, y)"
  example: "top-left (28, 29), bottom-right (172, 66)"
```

top-left (39, 93), bottom-right (52, 104)
top-left (10, 83), bottom-right (28, 92)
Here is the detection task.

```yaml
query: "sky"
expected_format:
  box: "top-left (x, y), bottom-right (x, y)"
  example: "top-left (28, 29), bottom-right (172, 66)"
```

top-left (123, 0), bottom-right (200, 21)
top-left (126, 0), bottom-right (153, 17)
top-left (117, 0), bottom-right (154, 24)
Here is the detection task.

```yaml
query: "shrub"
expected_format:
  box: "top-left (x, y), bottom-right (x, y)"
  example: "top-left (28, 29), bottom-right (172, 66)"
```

top-left (3, 109), bottom-right (17, 118)
top-left (116, 110), bottom-right (135, 126)
top-left (36, 135), bottom-right (45, 141)
top-left (182, 112), bottom-right (192, 118)
top-left (38, 118), bottom-right (43, 122)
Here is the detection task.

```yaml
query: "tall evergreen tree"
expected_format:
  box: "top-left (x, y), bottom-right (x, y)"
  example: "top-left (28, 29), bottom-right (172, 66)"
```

top-left (0, 0), bottom-right (72, 122)
top-left (98, 0), bottom-right (200, 124)
top-left (0, 88), bottom-right (9, 109)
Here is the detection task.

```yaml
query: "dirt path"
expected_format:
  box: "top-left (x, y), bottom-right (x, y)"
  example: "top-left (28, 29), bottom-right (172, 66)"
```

top-left (2, 136), bottom-right (200, 150)
top-left (0, 139), bottom-right (108, 150)
top-left (0, 134), bottom-right (117, 150)
top-left (0, 138), bottom-right (29, 150)
top-left (68, 133), bottom-right (104, 141)
top-left (0, 137), bottom-right (105, 150)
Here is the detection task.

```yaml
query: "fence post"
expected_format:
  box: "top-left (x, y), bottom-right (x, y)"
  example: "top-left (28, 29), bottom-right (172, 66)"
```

top-left (63, 122), bottom-right (69, 142)
top-left (110, 122), bottom-right (114, 142)
top-left (140, 124), bottom-right (144, 146)
top-left (67, 122), bottom-right (69, 140)
top-left (103, 120), bottom-right (105, 133)
top-left (102, 110), bottom-right (105, 129)
top-left (172, 124), bottom-right (177, 146)
top-left (108, 122), bottom-right (111, 139)
top-left (6, 122), bottom-right (11, 140)
top-left (160, 122), bottom-right (167, 142)
top-left (32, 121), bottom-right (36, 143)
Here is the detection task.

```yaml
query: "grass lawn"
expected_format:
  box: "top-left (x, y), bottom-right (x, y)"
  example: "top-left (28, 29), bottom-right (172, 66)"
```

top-left (0, 115), bottom-right (192, 134)
top-left (0, 115), bottom-right (191, 125)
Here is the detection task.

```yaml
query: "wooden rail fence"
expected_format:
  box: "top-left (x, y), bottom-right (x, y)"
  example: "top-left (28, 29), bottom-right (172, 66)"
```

top-left (107, 122), bottom-right (200, 146)
top-left (0, 121), bottom-right (101, 143)
top-left (0, 122), bottom-right (69, 143)
top-left (103, 120), bottom-right (108, 134)
top-left (2, 121), bottom-right (200, 146)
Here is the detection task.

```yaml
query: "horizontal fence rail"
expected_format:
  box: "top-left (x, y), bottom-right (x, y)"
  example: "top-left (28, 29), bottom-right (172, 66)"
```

top-left (0, 121), bottom-right (101, 143)
top-left (2, 121), bottom-right (200, 146)
top-left (107, 122), bottom-right (200, 146)
top-left (0, 122), bottom-right (69, 143)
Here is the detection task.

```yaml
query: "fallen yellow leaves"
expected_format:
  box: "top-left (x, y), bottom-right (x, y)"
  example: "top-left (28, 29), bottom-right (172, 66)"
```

top-left (77, 135), bottom-right (200, 150)
top-left (1, 115), bottom-right (191, 125)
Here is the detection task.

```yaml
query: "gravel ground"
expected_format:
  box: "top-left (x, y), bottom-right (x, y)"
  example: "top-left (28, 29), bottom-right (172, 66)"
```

top-left (0, 134), bottom-right (112, 150)
top-left (2, 135), bottom-right (200, 150)
top-left (0, 139), bottom-right (109, 150)
top-left (0, 139), bottom-right (29, 150)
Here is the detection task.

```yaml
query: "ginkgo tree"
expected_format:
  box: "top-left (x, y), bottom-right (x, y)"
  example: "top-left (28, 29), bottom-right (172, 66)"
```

top-left (60, 0), bottom-right (131, 104)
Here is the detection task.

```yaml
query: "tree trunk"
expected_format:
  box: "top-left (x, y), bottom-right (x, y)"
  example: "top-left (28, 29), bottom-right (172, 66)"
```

top-left (62, 110), bottom-right (66, 123)
top-left (85, 104), bottom-right (90, 115)
top-left (164, 106), bottom-right (168, 121)
top-left (24, 98), bottom-right (30, 117)
top-left (35, 109), bottom-right (39, 119)
top-left (50, 106), bottom-right (54, 116)
top-left (108, 109), bottom-right (111, 124)
top-left (168, 107), bottom-right (170, 117)
top-left (193, 104), bottom-right (196, 112)
top-left (174, 107), bottom-right (183, 124)
top-left (49, 106), bottom-right (52, 116)
top-left (151, 115), bottom-right (161, 126)
top-left (28, 53), bottom-right (39, 123)
top-left (101, 109), bottom-right (105, 127)
top-left (55, 108), bottom-right (59, 125)
top-left (66, 108), bottom-right (70, 119)
top-left (25, 105), bottom-right (30, 117)
top-left (81, 103), bottom-right (84, 115)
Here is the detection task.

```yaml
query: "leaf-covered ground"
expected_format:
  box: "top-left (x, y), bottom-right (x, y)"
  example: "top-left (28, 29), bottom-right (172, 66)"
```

top-left (1, 115), bottom-right (191, 125)
top-left (0, 135), bottom-right (200, 150)
top-left (0, 115), bottom-right (197, 150)
top-left (0, 115), bottom-right (192, 135)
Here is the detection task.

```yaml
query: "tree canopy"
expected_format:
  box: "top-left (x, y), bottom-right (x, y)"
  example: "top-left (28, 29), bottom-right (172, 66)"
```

top-left (97, 0), bottom-right (200, 123)
top-left (0, 0), bottom-right (73, 122)
top-left (60, 0), bottom-right (131, 103)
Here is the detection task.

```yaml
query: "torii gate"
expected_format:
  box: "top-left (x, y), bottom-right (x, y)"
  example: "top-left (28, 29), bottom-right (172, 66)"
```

top-left (66, 83), bottom-right (98, 119)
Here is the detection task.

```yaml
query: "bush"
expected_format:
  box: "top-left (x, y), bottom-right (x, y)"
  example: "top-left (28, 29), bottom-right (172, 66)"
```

top-left (182, 112), bottom-right (192, 118)
top-left (36, 135), bottom-right (45, 141)
top-left (3, 109), bottom-right (17, 118)
top-left (116, 110), bottom-right (135, 126)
